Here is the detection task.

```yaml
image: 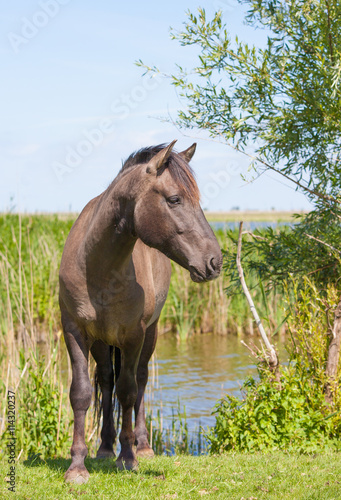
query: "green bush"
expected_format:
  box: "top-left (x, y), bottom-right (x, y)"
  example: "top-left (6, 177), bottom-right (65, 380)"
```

top-left (15, 352), bottom-right (71, 459)
top-left (207, 279), bottom-right (341, 454)
top-left (207, 366), bottom-right (340, 454)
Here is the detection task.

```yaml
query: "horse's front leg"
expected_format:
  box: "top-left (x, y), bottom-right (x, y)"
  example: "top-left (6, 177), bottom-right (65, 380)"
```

top-left (134, 319), bottom-right (158, 457)
top-left (116, 333), bottom-right (144, 471)
top-left (63, 320), bottom-right (92, 484)
top-left (91, 340), bottom-right (116, 458)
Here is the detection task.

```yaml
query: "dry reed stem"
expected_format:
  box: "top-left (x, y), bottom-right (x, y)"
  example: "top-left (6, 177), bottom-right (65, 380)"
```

top-left (56, 381), bottom-right (63, 443)
top-left (0, 363), bottom-right (11, 435)
top-left (15, 362), bottom-right (29, 393)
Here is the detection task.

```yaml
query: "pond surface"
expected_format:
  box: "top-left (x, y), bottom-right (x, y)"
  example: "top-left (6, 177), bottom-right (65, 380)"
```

top-left (210, 221), bottom-right (293, 231)
top-left (145, 333), bottom-right (286, 432)
top-left (56, 319), bottom-right (286, 443)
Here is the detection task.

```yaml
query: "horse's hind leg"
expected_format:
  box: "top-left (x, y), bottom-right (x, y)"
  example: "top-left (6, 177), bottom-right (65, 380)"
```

top-left (62, 317), bottom-right (92, 484)
top-left (116, 330), bottom-right (145, 471)
top-left (134, 320), bottom-right (158, 458)
top-left (91, 340), bottom-right (116, 459)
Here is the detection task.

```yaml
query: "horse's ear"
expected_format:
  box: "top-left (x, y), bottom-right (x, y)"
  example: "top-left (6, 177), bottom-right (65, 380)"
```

top-left (146, 140), bottom-right (177, 175)
top-left (179, 143), bottom-right (196, 162)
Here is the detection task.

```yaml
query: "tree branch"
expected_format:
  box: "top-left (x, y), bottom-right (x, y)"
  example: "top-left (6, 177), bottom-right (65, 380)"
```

top-left (305, 233), bottom-right (341, 255)
top-left (236, 222), bottom-right (280, 380)
top-left (325, 299), bottom-right (341, 404)
top-left (325, 0), bottom-right (335, 63)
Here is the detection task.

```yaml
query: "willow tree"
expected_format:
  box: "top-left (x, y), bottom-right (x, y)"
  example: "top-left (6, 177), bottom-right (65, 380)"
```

top-left (143, 1), bottom-right (341, 202)
top-left (139, 0), bottom-right (341, 402)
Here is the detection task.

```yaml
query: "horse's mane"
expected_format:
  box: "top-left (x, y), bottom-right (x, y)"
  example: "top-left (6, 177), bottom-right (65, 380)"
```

top-left (118, 144), bottom-right (200, 204)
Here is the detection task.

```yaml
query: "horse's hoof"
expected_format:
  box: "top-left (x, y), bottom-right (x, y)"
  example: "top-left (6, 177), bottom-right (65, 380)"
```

top-left (116, 457), bottom-right (139, 471)
top-left (96, 449), bottom-right (115, 459)
top-left (64, 467), bottom-right (90, 484)
top-left (136, 446), bottom-right (154, 458)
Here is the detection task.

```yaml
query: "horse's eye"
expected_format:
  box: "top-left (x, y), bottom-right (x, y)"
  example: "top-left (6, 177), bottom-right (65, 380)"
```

top-left (167, 195), bottom-right (181, 205)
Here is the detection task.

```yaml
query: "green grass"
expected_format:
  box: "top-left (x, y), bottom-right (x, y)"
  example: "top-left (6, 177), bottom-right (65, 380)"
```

top-left (1, 452), bottom-right (341, 499)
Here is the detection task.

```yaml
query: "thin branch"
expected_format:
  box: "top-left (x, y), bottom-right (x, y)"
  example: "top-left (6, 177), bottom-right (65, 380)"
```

top-left (325, 0), bottom-right (335, 63)
top-left (306, 263), bottom-right (335, 276)
top-left (214, 134), bottom-right (338, 205)
top-left (244, 231), bottom-right (268, 241)
top-left (236, 221), bottom-right (280, 377)
top-left (241, 339), bottom-right (264, 360)
top-left (305, 233), bottom-right (341, 254)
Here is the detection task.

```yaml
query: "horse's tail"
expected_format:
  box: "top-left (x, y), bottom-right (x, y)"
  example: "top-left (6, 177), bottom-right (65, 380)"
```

top-left (94, 346), bottom-right (121, 431)
top-left (94, 362), bottom-right (101, 429)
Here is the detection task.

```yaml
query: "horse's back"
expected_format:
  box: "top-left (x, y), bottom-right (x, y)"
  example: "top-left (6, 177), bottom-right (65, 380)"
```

top-left (60, 196), bottom-right (101, 279)
top-left (59, 196), bottom-right (102, 320)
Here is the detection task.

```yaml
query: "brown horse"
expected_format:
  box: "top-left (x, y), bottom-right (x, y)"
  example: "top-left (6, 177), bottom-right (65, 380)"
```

top-left (59, 141), bottom-right (222, 484)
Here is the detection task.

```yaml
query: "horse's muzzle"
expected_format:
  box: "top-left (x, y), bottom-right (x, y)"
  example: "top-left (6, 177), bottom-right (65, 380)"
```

top-left (189, 255), bottom-right (223, 283)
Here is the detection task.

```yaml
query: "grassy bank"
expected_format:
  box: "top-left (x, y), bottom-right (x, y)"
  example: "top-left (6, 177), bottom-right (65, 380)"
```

top-left (1, 451), bottom-right (340, 499)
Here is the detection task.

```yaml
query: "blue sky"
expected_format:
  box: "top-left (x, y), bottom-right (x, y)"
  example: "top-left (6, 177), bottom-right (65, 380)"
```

top-left (1, 0), bottom-right (313, 213)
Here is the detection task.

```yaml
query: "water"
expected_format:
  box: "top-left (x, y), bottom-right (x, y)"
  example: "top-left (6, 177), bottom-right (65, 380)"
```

top-left (146, 333), bottom-right (265, 432)
top-left (210, 221), bottom-right (293, 231)
top-left (58, 329), bottom-right (283, 434)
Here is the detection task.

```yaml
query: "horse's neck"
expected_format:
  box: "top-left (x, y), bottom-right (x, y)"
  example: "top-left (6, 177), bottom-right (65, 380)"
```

top-left (82, 185), bottom-right (136, 279)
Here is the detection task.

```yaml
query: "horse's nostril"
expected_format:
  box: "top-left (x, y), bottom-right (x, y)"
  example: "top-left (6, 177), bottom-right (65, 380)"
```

top-left (205, 257), bottom-right (217, 277)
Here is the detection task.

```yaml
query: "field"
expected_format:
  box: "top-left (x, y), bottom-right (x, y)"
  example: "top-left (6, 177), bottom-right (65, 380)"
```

top-left (204, 210), bottom-right (306, 223)
top-left (1, 451), bottom-right (341, 499)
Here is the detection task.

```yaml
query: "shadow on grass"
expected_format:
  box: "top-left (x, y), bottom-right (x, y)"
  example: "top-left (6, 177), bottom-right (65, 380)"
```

top-left (23, 455), bottom-right (118, 475)
top-left (23, 455), bottom-right (166, 478)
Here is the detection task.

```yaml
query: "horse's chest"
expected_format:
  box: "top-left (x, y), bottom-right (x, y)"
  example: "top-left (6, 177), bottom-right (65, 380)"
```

top-left (89, 288), bottom-right (145, 340)
top-left (85, 283), bottom-right (167, 344)
top-left (74, 251), bottom-right (170, 344)
top-left (145, 289), bottom-right (168, 327)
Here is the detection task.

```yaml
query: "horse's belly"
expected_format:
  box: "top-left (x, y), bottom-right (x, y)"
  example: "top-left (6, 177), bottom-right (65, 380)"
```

top-left (83, 317), bottom-right (118, 344)
top-left (80, 283), bottom-right (146, 345)
top-left (85, 311), bottom-right (143, 346)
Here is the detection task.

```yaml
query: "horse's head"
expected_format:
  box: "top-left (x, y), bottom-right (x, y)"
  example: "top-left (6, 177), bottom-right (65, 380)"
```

top-left (133, 141), bottom-right (222, 282)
